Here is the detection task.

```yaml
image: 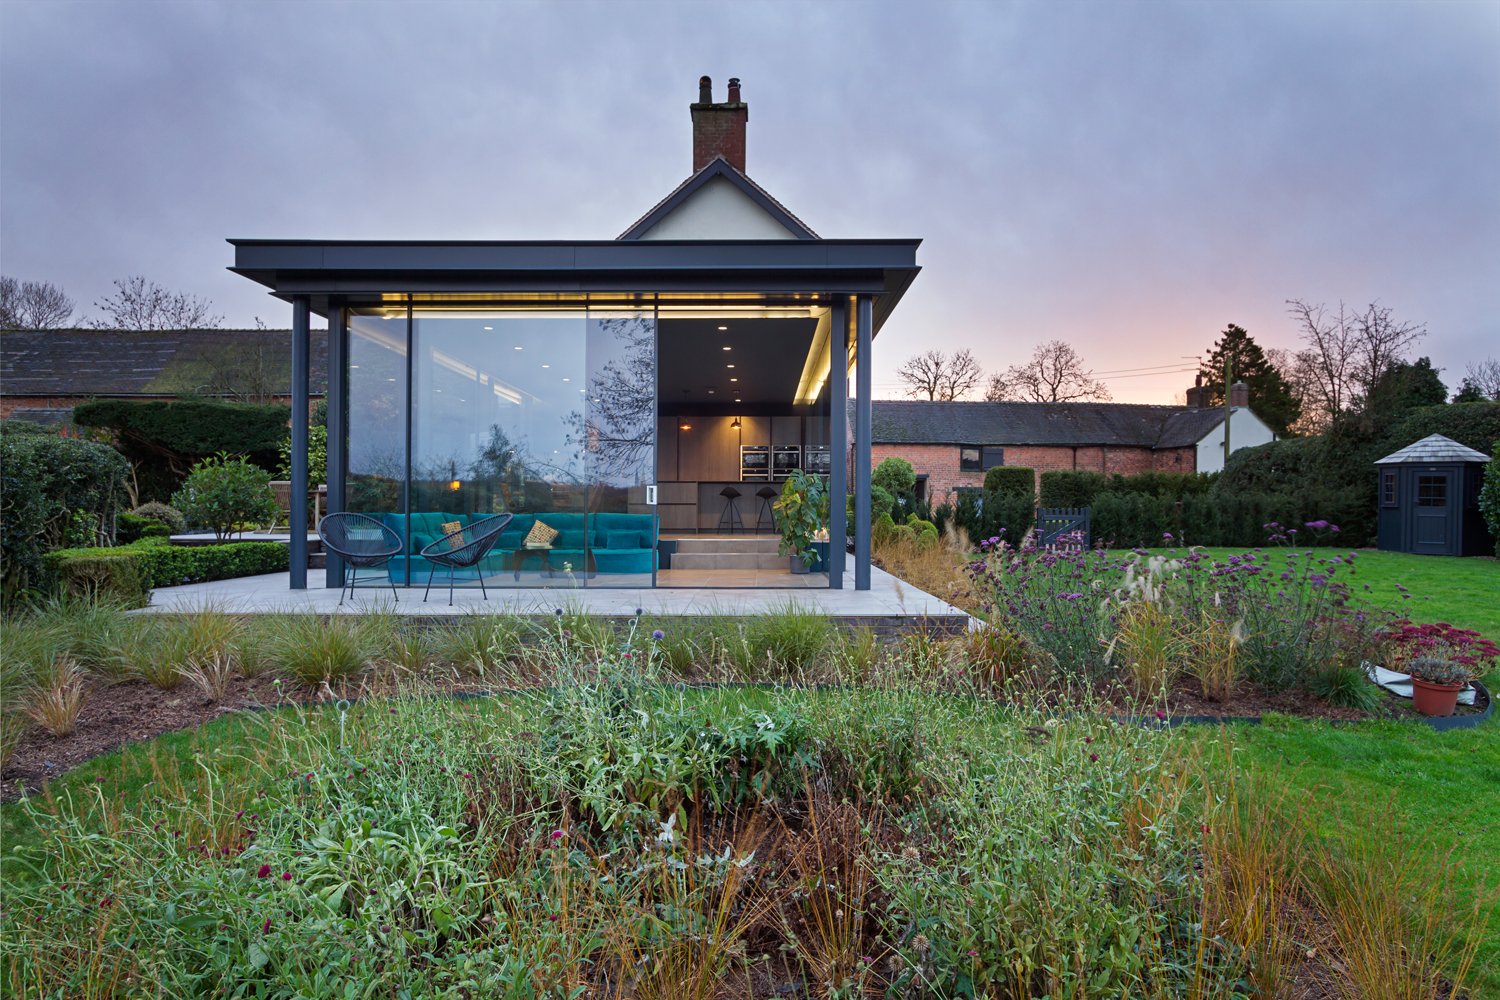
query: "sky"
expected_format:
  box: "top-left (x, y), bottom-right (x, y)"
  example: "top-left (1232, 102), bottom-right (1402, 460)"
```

top-left (2, 0), bottom-right (1496, 403)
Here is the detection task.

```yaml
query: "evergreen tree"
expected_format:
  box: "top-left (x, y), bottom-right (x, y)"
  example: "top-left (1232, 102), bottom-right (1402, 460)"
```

top-left (1364, 356), bottom-right (1448, 419)
top-left (1197, 324), bottom-right (1301, 436)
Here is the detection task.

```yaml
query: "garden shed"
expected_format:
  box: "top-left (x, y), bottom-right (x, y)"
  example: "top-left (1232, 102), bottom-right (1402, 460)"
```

top-left (1375, 433), bottom-right (1493, 556)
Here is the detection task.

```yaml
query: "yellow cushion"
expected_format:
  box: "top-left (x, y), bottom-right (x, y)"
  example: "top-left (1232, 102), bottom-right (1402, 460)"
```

top-left (524, 521), bottom-right (559, 548)
top-left (440, 521), bottom-right (463, 549)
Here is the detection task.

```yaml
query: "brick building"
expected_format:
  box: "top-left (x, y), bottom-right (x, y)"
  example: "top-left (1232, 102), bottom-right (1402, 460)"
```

top-left (0, 327), bottom-right (328, 424)
top-left (866, 387), bottom-right (1275, 504)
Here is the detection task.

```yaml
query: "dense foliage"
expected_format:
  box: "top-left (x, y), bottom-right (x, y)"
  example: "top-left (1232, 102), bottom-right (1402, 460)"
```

top-left (1039, 470), bottom-right (1217, 509)
top-left (73, 399), bottom-right (290, 500)
top-left (1213, 401), bottom-right (1500, 547)
top-left (981, 465), bottom-right (1034, 495)
top-left (1482, 440), bottom-right (1500, 556)
top-left (0, 431), bottom-right (130, 604)
top-left (1197, 323), bottom-right (1301, 437)
top-left (172, 453), bottom-right (279, 540)
top-left (44, 538), bottom-right (289, 606)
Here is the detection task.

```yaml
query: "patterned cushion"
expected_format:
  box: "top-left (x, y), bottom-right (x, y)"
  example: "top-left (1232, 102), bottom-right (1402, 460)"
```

top-left (524, 520), bottom-right (559, 548)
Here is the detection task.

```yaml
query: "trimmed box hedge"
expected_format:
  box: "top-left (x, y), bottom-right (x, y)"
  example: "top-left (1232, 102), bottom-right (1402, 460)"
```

top-left (983, 466), bottom-right (1036, 496)
top-left (44, 538), bottom-right (289, 607)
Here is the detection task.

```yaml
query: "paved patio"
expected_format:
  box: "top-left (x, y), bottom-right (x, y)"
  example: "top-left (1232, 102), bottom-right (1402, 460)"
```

top-left (139, 566), bottom-right (971, 628)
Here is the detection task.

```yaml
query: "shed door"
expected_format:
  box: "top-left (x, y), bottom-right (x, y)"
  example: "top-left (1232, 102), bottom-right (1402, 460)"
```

top-left (1408, 468), bottom-right (1457, 555)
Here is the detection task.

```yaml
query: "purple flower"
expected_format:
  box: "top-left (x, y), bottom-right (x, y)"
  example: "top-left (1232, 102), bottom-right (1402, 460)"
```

top-left (257, 864), bottom-right (272, 878)
top-left (1305, 519), bottom-right (1329, 531)
top-left (651, 629), bottom-right (665, 641)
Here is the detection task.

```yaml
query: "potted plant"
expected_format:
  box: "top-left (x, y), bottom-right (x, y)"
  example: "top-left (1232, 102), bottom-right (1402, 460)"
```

top-left (1406, 656), bottom-right (1475, 718)
top-left (773, 469), bottom-right (826, 573)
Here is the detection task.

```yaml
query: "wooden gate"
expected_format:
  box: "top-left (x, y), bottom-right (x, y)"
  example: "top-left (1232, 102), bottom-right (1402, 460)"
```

top-left (1037, 507), bottom-right (1090, 550)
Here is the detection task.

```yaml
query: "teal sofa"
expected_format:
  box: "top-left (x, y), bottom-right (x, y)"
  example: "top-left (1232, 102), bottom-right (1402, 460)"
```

top-left (381, 511), bottom-right (656, 583)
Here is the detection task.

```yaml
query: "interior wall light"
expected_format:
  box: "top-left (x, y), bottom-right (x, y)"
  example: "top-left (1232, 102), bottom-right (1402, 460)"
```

top-left (730, 416), bottom-right (741, 429)
top-left (448, 479), bottom-right (462, 492)
top-left (679, 421), bottom-right (692, 431)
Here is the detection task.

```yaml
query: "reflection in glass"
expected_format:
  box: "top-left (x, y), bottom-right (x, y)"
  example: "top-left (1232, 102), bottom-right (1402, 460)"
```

top-left (347, 312), bottom-right (407, 583)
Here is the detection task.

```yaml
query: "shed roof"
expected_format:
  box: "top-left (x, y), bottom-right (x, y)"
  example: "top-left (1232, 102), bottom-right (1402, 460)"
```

top-left (1374, 433), bottom-right (1491, 465)
top-left (866, 399), bottom-right (1233, 449)
top-left (0, 328), bottom-right (329, 398)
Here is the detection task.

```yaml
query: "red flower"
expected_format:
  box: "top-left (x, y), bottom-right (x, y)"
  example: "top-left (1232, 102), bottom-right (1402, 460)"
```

top-left (257, 864), bottom-right (272, 878)
top-left (262, 918), bottom-right (272, 934)
top-left (281, 872), bottom-right (292, 881)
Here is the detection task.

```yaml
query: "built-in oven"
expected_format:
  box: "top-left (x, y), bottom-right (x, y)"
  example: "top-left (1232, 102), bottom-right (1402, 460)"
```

top-left (804, 445), bottom-right (831, 475)
top-left (772, 445), bottom-right (802, 479)
top-left (740, 445), bottom-right (769, 481)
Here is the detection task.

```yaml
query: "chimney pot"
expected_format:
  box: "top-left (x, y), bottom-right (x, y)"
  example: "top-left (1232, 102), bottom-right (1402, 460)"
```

top-left (727, 77), bottom-right (741, 102)
top-left (698, 75), bottom-right (712, 103)
top-left (1230, 381), bottom-right (1250, 408)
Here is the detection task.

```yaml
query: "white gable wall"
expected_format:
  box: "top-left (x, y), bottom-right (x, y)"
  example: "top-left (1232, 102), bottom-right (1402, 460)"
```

top-left (1196, 407), bottom-right (1276, 473)
top-left (637, 176), bottom-right (799, 240)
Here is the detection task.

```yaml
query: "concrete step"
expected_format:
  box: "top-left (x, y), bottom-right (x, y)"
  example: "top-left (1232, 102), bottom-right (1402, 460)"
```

top-left (674, 536), bottom-right (783, 554)
top-left (671, 551), bottom-right (791, 571)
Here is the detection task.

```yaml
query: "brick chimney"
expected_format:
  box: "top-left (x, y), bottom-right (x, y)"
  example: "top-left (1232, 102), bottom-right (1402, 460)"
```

top-left (1229, 380), bottom-right (1250, 408)
top-left (1185, 374), bottom-right (1205, 409)
top-left (691, 75), bottom-right (748, 173)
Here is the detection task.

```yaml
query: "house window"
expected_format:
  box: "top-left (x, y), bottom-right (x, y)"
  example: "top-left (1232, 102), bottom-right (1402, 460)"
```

top-left (981, 447), bottom-right (1005, 470)
top-left (1416, 475), bottom-right (1447, 508)
top-left (1381, 470), bottom-right (1397, 507)
top-left (959, 447), bottom-right (981, 472)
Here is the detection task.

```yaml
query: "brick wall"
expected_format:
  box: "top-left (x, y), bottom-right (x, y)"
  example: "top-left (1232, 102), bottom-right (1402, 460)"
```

top-left (869, 442), bottom-right (1199, 505)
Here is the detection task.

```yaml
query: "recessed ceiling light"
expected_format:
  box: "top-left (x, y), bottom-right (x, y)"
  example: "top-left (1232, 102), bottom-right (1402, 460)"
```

top-left (514, 346), bottom-right (523, 351)
top-left (350, 364), bottom-right (360, 369)
top-left (541, 364), bottom-right (550, 369)
top-left (562, 377), bottom-right (571, 382)
top-left (730, 377), bottom-right (738, 382)
top-left (734, 398), bottom-right (741, 403)
top-left (385, 377), bottom-right (396, 382)
top-left (483, 326), bottom-right (493, 331)
top-left (717, 325), bottom-right (728, 331)
top-left (726, 364), bottom-right (735, 369)
top-left (708, 389), bottom-right (715, 394)
top-left (722, 346), bottom-right (732, 351)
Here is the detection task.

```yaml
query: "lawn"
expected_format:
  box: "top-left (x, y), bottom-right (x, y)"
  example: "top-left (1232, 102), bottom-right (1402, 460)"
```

top-left (1123, 546), bottom-right (1500, 637)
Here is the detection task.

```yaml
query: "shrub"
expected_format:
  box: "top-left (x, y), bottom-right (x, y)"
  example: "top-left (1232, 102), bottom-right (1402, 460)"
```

top-left (265, 614), bottom-right (378, 687)
top-left (131, 502), bottom-right (186, 533)
top-left (982, 465), bottom-right (1034, 496)
top-left (171, 452), bottom-right (279, 540)
top-left (952, 488), bottom-right (1035, 549)
top-left (0, 432), bottom-right (130, 604)
top-left (872, 456), bottom-right (916, 498)
top-left (1039, 470), bottom-right (1109, 507)
top-left (44, 538), bottom-right (288, 605)
top-left (115, 512), bottom-right (171, 543)
top-left (1482, 440), bottom-right (1500, 556)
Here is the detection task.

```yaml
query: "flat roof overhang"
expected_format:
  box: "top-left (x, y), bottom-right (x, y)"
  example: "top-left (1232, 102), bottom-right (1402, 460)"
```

top-left (228, 238), bottom-right (921, 332)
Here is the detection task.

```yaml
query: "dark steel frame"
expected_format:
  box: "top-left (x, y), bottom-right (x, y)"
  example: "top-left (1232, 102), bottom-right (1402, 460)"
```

top-left (233, 238), bottom-right (919, 592)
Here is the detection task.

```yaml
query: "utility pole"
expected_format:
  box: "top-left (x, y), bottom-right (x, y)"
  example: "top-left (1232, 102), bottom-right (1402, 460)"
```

top-left (1223, 355), bottom-right (1233, 468)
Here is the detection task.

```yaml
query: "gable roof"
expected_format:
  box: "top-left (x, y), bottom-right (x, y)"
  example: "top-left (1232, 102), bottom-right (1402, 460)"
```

top-left (1375, 433), bottom-right (1490, 465)
top-left (0, 327), bottom-right (329, 399)
top-left (866, 399), bottom-right (1239, 450)
top-left (618, 156), bottom-right (819, 241)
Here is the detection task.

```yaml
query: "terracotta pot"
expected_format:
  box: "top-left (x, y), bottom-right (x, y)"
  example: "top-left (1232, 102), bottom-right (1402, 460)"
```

top-left (1411, 677), bottom-right (1464, 718)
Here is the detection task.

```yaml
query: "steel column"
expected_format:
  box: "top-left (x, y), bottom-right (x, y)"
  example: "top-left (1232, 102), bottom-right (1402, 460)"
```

top-left (854, 295), bottom-right (873, 590)
top-left (289, 297), bottom-right (310, 589)
top-left (826, 299), bottom-right (848, 588)
top-left (324, 304), bottom-right (346, 589)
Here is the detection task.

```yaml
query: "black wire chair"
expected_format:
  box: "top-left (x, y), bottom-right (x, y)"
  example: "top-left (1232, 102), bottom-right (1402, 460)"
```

top-left (420, 513), bottom-right (514, 606)
top-left (317, 512), bottom-right (403, 605)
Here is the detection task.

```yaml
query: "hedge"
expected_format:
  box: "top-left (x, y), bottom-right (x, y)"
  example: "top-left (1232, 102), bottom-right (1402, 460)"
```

top-left (1, 431), bottom-right (130, 605)
top-left (946, 489), bottom-right (1035, 548)
top-left (72, 399), bottom-right (291, 500)
top-left (982, 467), bottom-right (1035, 496)
top-left (1039, 470), bottom-right (1216, 508)
top-left (1038, 471), bottom-right (1110, 508)
top-left (43, 538), bottom-right (289, 607)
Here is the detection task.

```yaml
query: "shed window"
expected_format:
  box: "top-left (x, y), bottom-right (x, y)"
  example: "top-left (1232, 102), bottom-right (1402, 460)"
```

top-left (1381, 471), bottom-right (1397, 507)
top-left (959, 447), bottom-right (981, 472)
top-left (1416, 475), bottom-right (1447, 508)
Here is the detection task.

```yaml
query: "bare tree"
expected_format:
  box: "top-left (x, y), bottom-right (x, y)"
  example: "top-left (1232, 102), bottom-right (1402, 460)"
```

top-left (0, 275), bottom-right (75, 329)
top-left (1287, 299), bottom-right (1426, 424)
top-left (896, 349), bottom-right (985, 400)
top-left (985, 340), bottom-right (1111, 402)
top-left (91, 276), bottom-right (223, 331)
top-left (1455, 358), bottom-right (1500, 402)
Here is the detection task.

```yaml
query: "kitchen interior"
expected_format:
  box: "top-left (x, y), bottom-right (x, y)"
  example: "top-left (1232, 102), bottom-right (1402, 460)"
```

top-left (653, 308), bottom-right (833, 586)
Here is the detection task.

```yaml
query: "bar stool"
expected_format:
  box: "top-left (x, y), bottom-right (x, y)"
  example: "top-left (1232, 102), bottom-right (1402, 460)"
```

top-left (754, 486), bottom-right (778, 532)
top-left (717, 486), bottom-right (743, 533)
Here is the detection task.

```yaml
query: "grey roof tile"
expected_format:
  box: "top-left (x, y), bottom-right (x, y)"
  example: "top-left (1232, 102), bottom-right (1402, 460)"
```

top-left (1374, 433), bottom-right (1491, 465)
top-left (865, 399), bottom-right (1228, 449)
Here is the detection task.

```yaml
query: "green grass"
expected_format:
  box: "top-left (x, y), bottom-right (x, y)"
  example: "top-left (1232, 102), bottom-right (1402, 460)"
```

top-left (1113, 546), bottom-right (1499, 638)
top-left (1197, 717), bottom-right (1500, 992)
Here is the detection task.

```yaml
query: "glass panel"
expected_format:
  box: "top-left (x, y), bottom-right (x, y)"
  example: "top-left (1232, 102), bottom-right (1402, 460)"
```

top-left (1416, 475), bottom-right (1447, 508)
top-left (347, 310), bottom-right (408, 586)
top-left (585, 310), bottom-right (658, 586)
top-left (411, 310), bottom-right (589, 590)
top-left (1381, 471), bottom-right (1397, 507)
top-left (960, 447), bottom-right (981, 471)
